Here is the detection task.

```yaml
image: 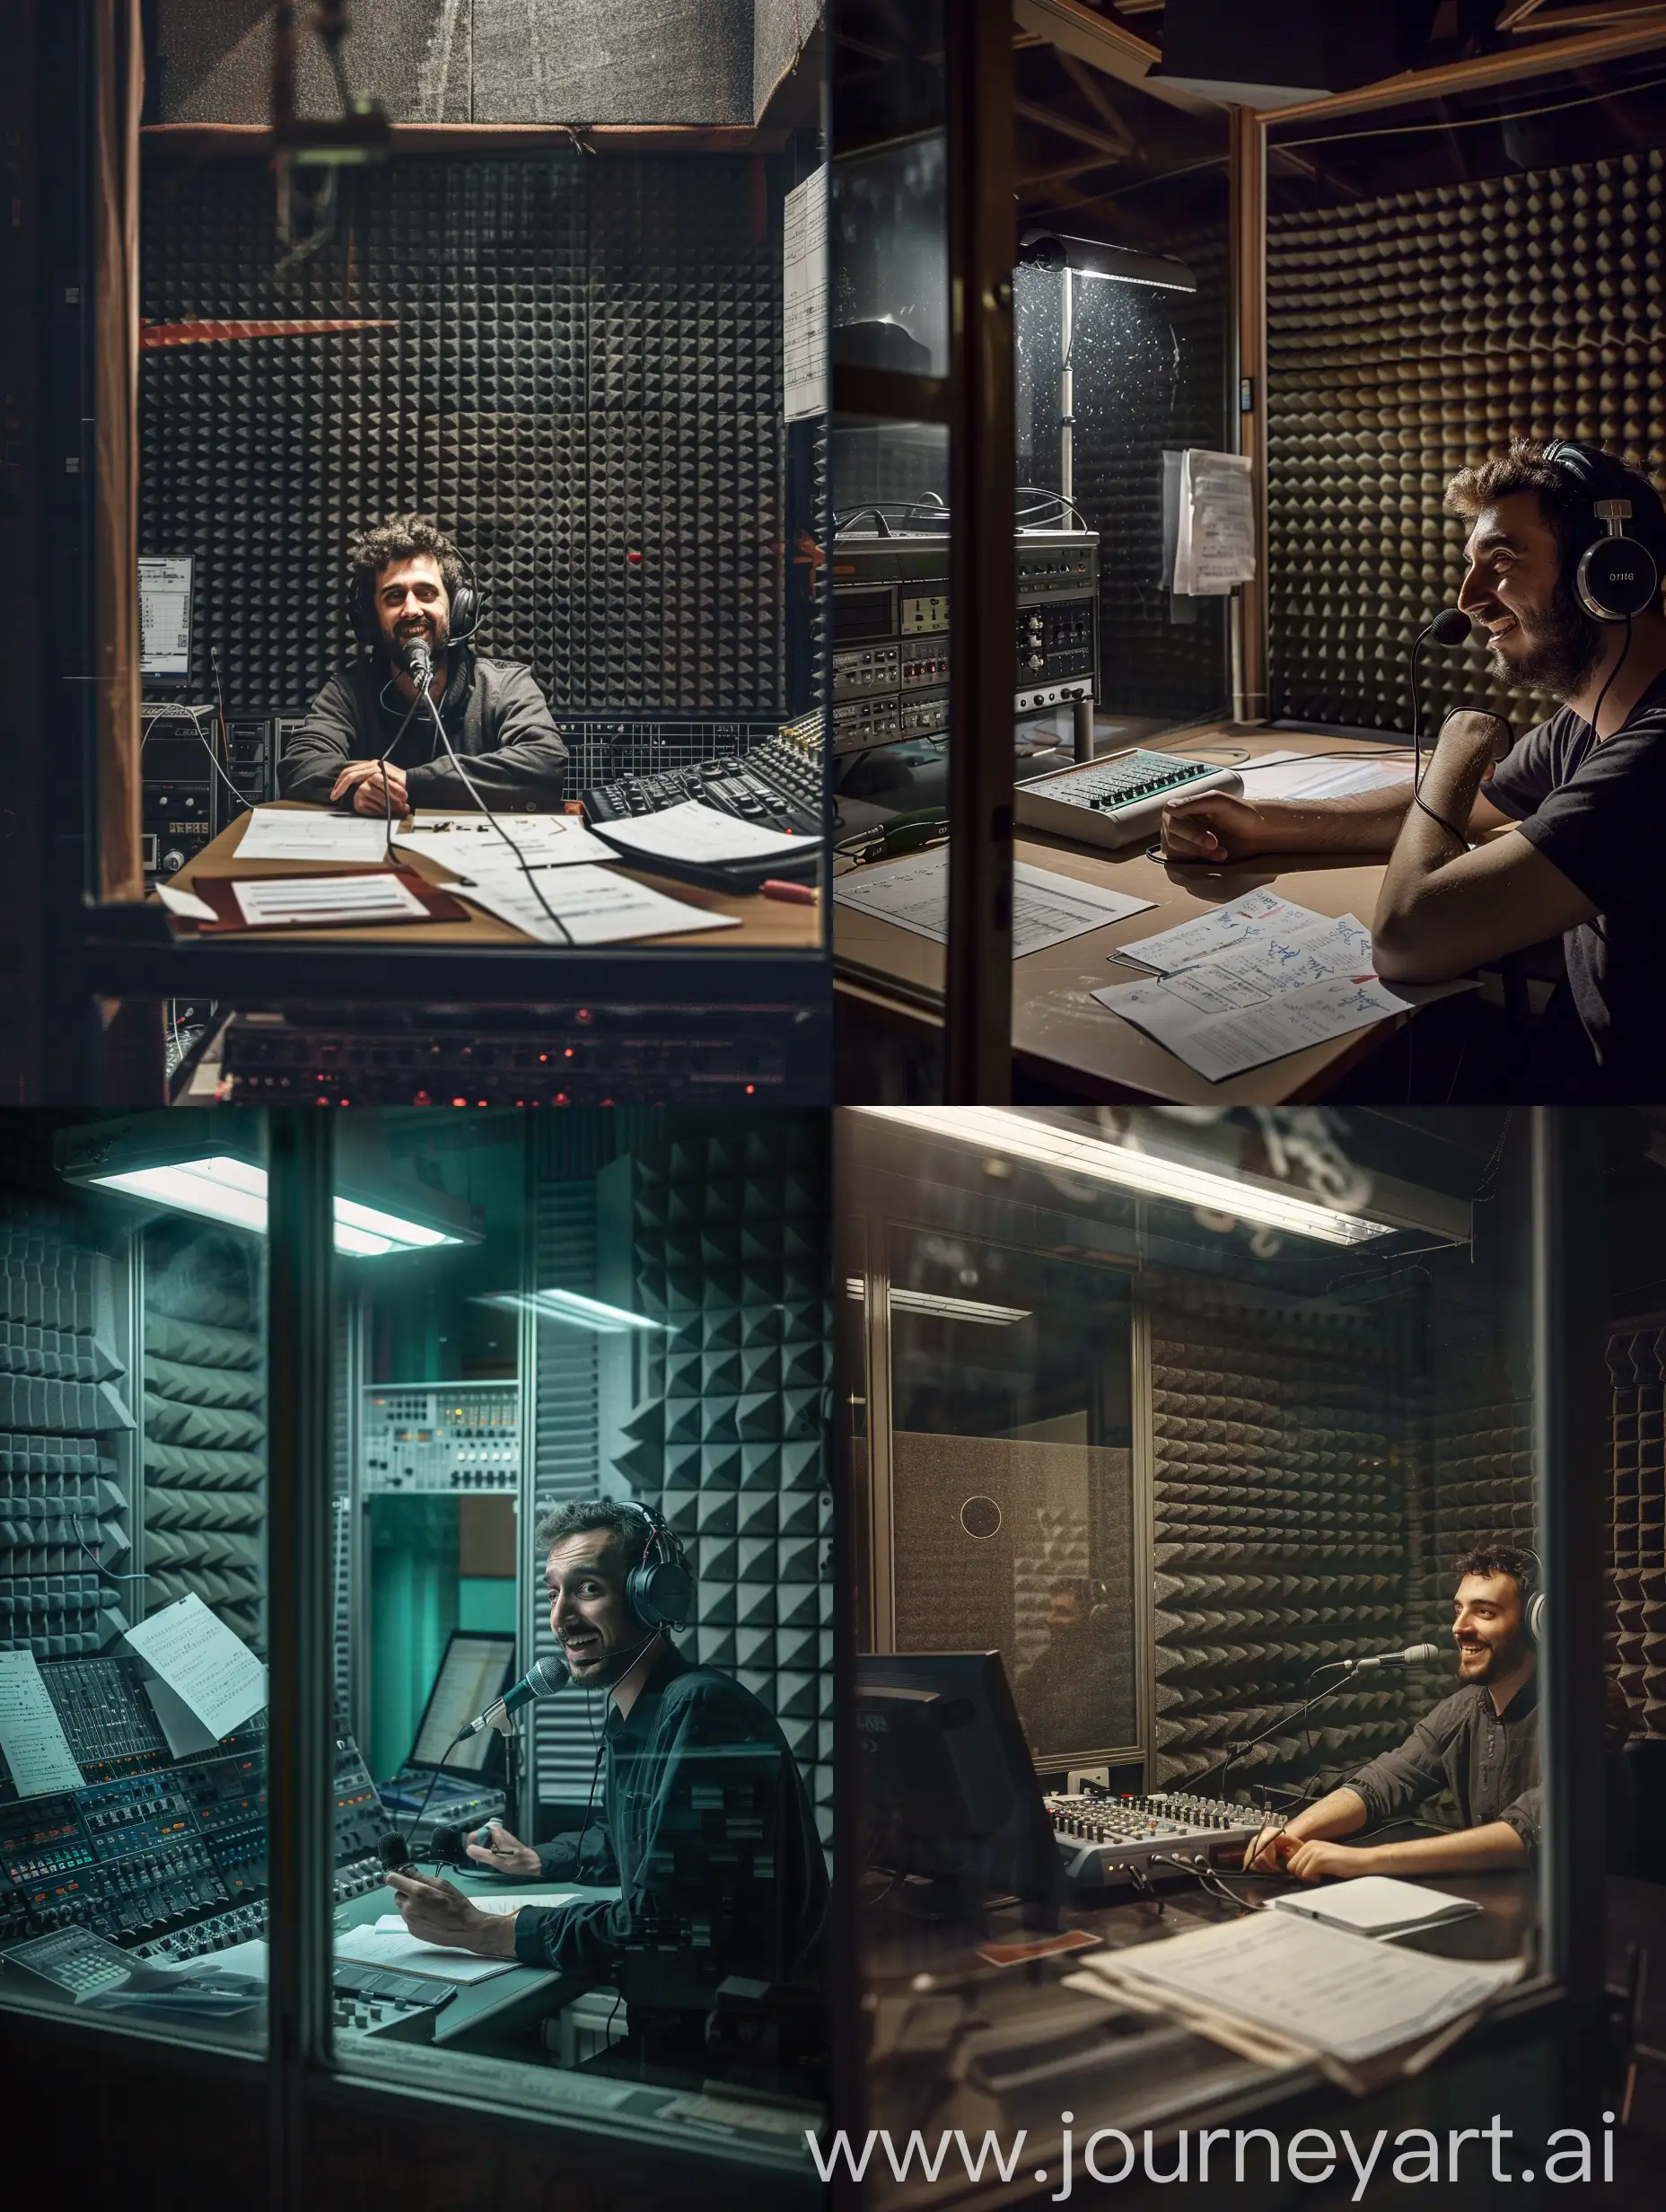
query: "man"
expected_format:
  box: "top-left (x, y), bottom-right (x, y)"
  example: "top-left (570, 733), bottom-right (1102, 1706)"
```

top-left (1160, 440), bottom-right (1666, 1096)
top-left (386, 1498), bottom-right (829, 2076)
top-left (1015, 1581), bottom-right (1103, 1753)
top-left (1244, 1544), bottom-right (1547, 1882)
top-left (278, 513), bottom-right (568, 814)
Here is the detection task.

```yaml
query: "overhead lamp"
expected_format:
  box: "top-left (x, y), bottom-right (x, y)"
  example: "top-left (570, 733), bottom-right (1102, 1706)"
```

top-left (58, 1125), bottom-right (480, 1256)
top-left (844, 1277), bottom-right (1030, 1326)
top-left (1018, 231), bottom-right (1197, 294)
top-left (853, 1109), bottom-right (1401, 1248)
top-left (478, 1290), bottom-right (668, 1336)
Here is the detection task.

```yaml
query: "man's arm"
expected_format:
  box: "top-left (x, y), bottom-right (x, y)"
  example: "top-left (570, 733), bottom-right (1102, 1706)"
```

top-left (405, 665), bottom-right (569, 809)
top-left (1243, 1784), bottom-right (1368, 1870)
top-left (276, 675), bottom-right (364, 806)
top-left (1372, 713), bottom-right (1595, 981)
top-left (1285, 1820), bottom-right (1526, 1883)
top-left (1161, 778), bottom-right (1516, 865)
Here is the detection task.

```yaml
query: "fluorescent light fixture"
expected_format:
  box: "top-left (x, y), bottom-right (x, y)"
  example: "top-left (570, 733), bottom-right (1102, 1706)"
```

top-left (88, 1155), bottom-right (466, 1258)
top-left (843, 1277), bottom-right (1030, 1325)
top-left (853, 1109), bottom-right (1398, 1247)
top-left (479, 1290), bottom-right (667, 1336)
top-left (1019, 229), bottom-right (1198, 293)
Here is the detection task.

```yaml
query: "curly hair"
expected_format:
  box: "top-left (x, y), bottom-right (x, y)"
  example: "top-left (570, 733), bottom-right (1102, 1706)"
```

top-left (1444, 438), bottom-right (1666, 579)
top-left (533, 1497), bottom-right (654, 1576)
top-left (347, 512), bottom-right (466, 610)
top-left (1452, 1542), bottom-right (1537, 1605)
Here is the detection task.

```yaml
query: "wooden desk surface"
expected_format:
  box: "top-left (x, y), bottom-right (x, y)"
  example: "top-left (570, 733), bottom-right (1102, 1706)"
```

top-left (834, 725), bottom-right (1414, 1102)
top-left (161, 803), bottom-right (821, 953)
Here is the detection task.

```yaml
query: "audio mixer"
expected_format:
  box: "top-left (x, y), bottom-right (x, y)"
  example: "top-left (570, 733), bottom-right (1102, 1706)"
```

top-left (362, 1382), bottom-right (520, 1496)
top-left (1044, 1789), bottom-right (1265, 1884)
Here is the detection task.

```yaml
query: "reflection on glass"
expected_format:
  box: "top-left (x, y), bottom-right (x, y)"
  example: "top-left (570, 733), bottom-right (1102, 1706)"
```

top-left (832, 133), bottom-right (948, 379)
top-left (0, 1115), bottom-right (269, 2048)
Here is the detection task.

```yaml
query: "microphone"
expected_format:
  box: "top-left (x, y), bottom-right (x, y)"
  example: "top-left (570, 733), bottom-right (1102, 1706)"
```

top-left (1340, 1643), bottom-right (1443, 1672)
top-left (397, 633), bottom-right (434, 686)
top-left (1426, 607), bottom-right (1472, 646)
top-left (458, 1653), bottom-right (570, 1739)
top-left (378, 1832), bottom-right (417, 1875)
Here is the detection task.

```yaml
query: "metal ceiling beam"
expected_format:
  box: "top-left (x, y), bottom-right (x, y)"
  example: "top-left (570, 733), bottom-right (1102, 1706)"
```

top-left (1011, 0), bottom-right (1224, 114)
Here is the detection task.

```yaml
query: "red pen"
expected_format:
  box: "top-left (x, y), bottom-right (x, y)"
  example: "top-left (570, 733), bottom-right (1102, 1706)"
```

top-left (760, 878), bottom-right (817, 904)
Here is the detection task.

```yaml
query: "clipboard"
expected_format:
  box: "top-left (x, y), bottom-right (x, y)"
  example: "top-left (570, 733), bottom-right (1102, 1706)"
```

top-left (182, 870), bottom-right (473, 934)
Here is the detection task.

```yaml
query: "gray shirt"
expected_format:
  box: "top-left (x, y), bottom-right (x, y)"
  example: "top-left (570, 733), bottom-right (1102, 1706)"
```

top-left (1345, 1673), bottom-right (1540, 1853)
top-left (278, 649), bottom-right (569, 809)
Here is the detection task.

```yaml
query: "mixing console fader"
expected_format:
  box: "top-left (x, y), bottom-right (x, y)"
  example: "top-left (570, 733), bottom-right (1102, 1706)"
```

top-left (1043, 1789), bottom-right (1264, 1884)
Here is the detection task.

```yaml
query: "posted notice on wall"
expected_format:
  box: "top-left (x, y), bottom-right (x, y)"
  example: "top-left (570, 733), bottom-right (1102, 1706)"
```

top-left (0, 1649), bottom-right (86, 1798)
top-left (1167, 449), bottom-right (1255, 595)
top-left (783, 164), bottom-right (829, 421)
top-left (125, 1592), bottom-right (268, 1756)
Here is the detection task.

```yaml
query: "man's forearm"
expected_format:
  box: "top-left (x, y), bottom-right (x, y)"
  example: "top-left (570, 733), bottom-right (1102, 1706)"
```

top-left (1252, 790), bottom-right (1414, 856)
top-left (1346, 1820), bottom-right (1528, 1877)
top-left (1373, 717), bottom-right (1499, 944)
top-left (1285, 1786), bottom-right (1371, 1843)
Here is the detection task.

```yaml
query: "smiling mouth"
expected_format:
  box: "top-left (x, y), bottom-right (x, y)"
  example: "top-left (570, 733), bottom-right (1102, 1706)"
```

top-left (1485, 618), bottom-right (1518, 641)
top-left (563, 1630), bottom-right (603, 1658)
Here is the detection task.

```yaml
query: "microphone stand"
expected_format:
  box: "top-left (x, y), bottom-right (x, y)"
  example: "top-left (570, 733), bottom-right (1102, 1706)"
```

top-left (1196, 1664), bottom-right (1354, 1801)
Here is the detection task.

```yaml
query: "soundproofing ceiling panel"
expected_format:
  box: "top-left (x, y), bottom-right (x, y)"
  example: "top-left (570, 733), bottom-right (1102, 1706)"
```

top-left (140, 154), bottom-right (784, 725)
top-left (1267, 149), bottom-right (1666, 734)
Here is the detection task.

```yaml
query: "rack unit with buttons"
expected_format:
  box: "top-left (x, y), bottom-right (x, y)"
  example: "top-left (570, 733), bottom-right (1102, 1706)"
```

top-left (1043, 1788), bottom-right (1263, 1883)
top-left (362, 1382), bottom-right (521, 1495)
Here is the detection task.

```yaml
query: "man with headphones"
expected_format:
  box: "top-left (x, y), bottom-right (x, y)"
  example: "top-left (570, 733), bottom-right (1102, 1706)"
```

top-left (1160, 439), bottom-right (1666, 1096)
top-left (1242, 1543), bottom-right (1548, 1882)
top-left (385, 1497), bottom-right (829, 2076)
top-left (277, 512), bottom-right (569, 813)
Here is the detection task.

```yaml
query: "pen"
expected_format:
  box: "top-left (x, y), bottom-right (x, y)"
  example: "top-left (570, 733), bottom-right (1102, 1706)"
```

top-left (760, 878), bottom-right (817, 904)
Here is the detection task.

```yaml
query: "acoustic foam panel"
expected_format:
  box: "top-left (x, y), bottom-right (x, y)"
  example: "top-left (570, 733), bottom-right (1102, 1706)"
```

top-left (1266, 148), bottom-right (1666, 735)
top-left (139, 153), bottom-right (785, 765)
top-left (1608, 1328), bottom-right (1666, 1738)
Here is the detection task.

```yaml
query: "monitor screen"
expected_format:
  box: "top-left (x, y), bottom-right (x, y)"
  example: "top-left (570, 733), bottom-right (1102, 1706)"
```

top-left (139, 556), bottom-right (194, 680)
top-left (408, 1630), bottom-right (518, 1776)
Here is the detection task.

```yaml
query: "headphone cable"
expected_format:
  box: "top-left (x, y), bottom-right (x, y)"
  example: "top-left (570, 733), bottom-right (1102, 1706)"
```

top-left (416, 686), bottom-right (574, 946)
top-left (1585, 613), bottom-right (1633, 745)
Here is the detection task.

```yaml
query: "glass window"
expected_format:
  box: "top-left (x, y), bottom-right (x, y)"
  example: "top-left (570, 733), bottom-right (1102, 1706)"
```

top-left (329, 1111), bottom-right (834, 2173)
top-left (0, 1113), bottom-right (269, 2050)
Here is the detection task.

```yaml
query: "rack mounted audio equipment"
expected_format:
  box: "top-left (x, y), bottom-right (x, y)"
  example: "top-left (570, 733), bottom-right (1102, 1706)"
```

top-left (1043, 1790), bottom-right (1264, 1883)
top-left (580, 721), bottom-right (824, 881)
top-left (363, 1383), bottom-right (520, 1495)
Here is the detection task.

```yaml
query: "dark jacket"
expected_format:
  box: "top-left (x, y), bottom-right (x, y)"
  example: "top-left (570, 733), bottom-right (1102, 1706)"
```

top-left (1346, 1674), bottom-right (1542, 1852)
top-left (508, 1644), bottom-right (829, 2002)
top-left (278, 649), bottom-right (568, 809)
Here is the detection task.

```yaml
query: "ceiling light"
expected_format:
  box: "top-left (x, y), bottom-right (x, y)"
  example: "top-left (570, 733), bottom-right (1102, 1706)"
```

top-left (843, 1277), bottom-right (1030, 1325)
top-left (1019, 230), bottom-right (1198, 292)
top-left (479, 1290), bottom-right (668, 1335)
top-left (77, 1153), bottom-right (471, 1256)
top-left (853, 1109), bottom-right (1397, 1247)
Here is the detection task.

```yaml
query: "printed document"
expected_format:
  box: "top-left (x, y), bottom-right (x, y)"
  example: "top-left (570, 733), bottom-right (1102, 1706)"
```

top-left (1115, 887), bottom-right (1326, 975)
top-left (394, 814), bottom-right (618, 872)
top-left (833, 848), bottom-right (1153, 954)
top-left (0, 1649), bottom-right (86, 1797)
top-left (1094, 970), bottom-right (1464, 1084)
top-left (335, 1920), bottom-right (515, 1983)
top-left (235, 808), bottom-right (396, 863)
top-left (783, 165), bottom-right (829, 422)
top-left (124, 1591), bottom-right (267, 1741)
top-left (592, 799), bottom-right (823, 868)
top-left (1236, 750), bottom-right (1414, 801)
top-left (232, 874), bottom-right (430, 927)
top-left (1172, 450), bottom-right (1255, 594)
top-left (456, 864), bottom-right (740, 946)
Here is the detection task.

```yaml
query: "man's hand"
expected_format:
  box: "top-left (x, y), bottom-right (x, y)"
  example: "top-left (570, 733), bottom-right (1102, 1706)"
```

top-left (464, 1821), bottom-right (541, 1878)
top-left (385, 1871), bottom-right (518, 1956)
top-left (1284, 1838), bottom-right (1373, 1883)
top-left (1241, 1821), bottom-right (1288, 1874)
top-left (1160, 791), bottom-right (1279, 864)
top-left (329, 759), bottom-right (410, 816)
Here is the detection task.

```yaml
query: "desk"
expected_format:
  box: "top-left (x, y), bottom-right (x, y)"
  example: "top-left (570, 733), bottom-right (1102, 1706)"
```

top-left (160, 803), bottom-right (820, 955)
top-left (859, 1834), bottom-right (1538, 2211)
top-left (334, 1871), bottom-right (618, 2048)
top-left (836, 725), bottom-right (1426, 1102)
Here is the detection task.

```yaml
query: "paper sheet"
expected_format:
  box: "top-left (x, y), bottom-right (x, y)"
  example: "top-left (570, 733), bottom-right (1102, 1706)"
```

top-left (783, 164), bottom-right (829, 422)
top-left (1151, 915), bottom-right (1375, 1014)
top-left (334, 1922), bottom-right (516, 1983)
top-left (156, 882), bottom-right (219, 923)
top-left (394, 814), bottom-right (618, 872)
top-left (592, 799), bottom-right (823, 868)
top-left (234, 808), bottom-right (397, 862)
top-left (466, 1891), bottom-right (583, 1916)
top-left (1271, 1876), bottom-right (1481, 1938)
top-left (1072, 1912), bottom-right (1521, 2067)
top-left (455, 864), bottom-right (741, 947)
top-left (124, 1593), bottom-right (267, 1741)
top-left (0, 1650), bottom-right (86, 1797)
top-left (1094, 969), bottom-right (1468, 1083)
top-left (1237, 753), bottom-right (1414, 801)
top-left (1173, 450), bottom-right (1255, 595)
top-left (833, 848), bottom-right (1154, 954)
top-left (232, 873), bottom-right (429, 927)
top-left (1114, 888), bottom-right (1327, 975)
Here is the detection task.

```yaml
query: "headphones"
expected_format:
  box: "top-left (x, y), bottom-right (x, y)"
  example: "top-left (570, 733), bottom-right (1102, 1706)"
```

top-left (1542, 440), bottom-right (1663, 623)
top-left (348, 540), bottom-right (484, 655)
top-left (1520, 1548), bottom-right (1546, 1646)
top-left (619, 1501), bottom-right (694, 1633)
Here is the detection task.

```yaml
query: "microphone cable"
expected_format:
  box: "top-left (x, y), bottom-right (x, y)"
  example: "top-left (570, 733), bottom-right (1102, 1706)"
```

top-left (416, 682), bottom-right (574, 946)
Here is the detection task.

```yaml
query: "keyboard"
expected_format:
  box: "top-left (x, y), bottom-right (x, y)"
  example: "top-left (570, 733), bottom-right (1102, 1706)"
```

top-left (1015, 750), bottom-right (1243, 851)
top-left (581, 733), bottom-right (824, 886)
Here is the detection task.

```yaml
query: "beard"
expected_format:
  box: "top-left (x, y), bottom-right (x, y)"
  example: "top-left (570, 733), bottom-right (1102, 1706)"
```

top-left (1495, 573), bottom-right (1603, 697)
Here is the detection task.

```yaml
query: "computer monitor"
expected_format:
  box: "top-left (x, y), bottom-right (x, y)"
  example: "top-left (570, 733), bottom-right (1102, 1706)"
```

top-left (855, 1651), bottom-right (1065, 1930)
top-left (139, 555), bottom-right (194, 681)
top-left (406, 1629), bottom-right (518, 1779)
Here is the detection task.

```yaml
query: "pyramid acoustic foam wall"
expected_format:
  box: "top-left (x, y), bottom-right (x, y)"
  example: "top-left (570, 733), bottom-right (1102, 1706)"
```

top-left (1266, 149), bottom-right (1666, 734)
top-left (0, 1203), bottom-right (135, 1667)
top-left (139, 153), bottom-right (785, 769)
top-left (1149, 1293), bottom-right (1421, 1795)
top-left (140, 1224), bottom-right (267, 1654)
top-left (1607, 1327), bottom-right (1666, 1739)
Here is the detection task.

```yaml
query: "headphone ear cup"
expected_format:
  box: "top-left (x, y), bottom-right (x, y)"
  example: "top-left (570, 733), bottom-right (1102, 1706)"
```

top-left (1576, 535), bottom-right (1660, 622)
top-left (625, 1557), bottom-right (694, 1632)
top-left (349, 578), bottom-right (378, 651)
top-left (447, 583), bottom-right (479, 645)
top-left (1525, 1589), bottom-right (1545, 1644)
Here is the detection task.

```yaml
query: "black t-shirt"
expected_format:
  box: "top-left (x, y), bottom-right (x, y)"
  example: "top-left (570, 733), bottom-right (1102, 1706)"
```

top-left (1486, 671), bottom-right (1666, 1092)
